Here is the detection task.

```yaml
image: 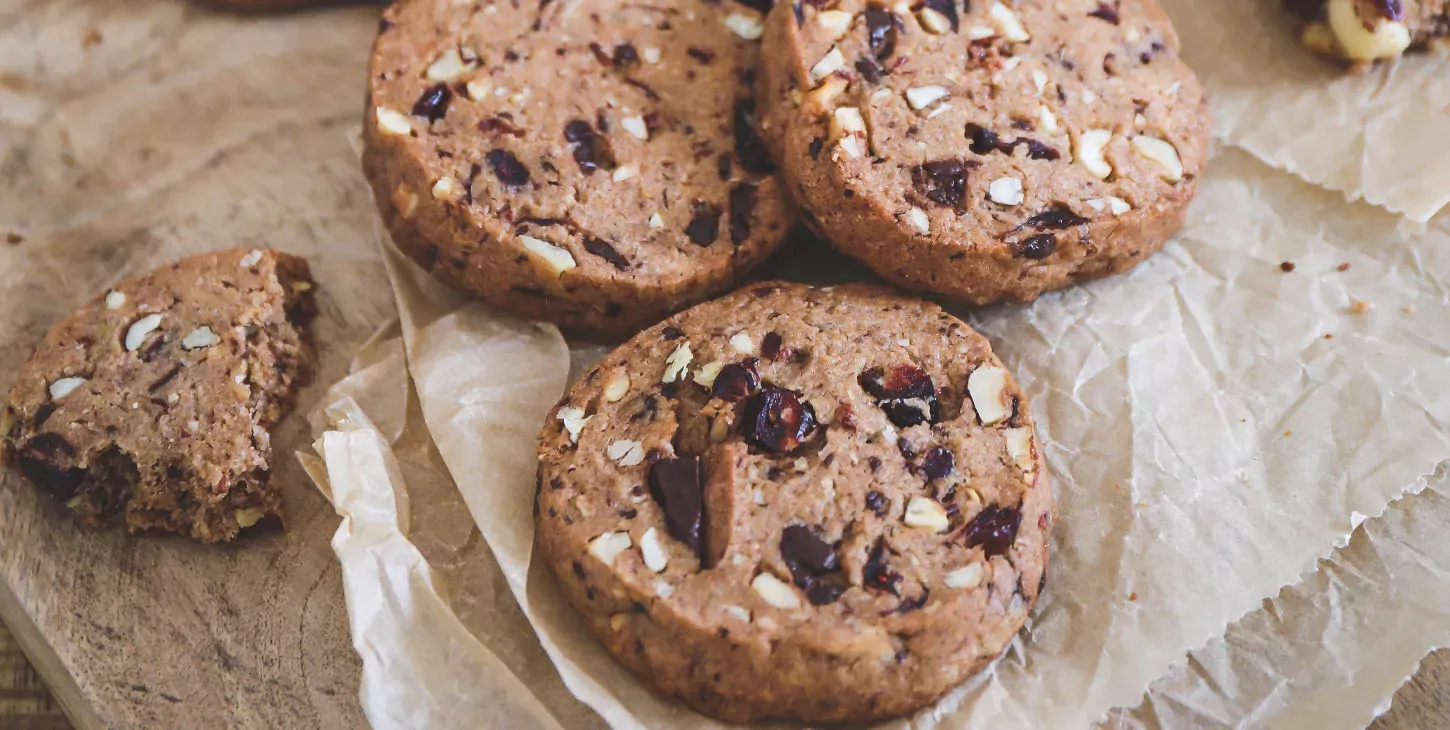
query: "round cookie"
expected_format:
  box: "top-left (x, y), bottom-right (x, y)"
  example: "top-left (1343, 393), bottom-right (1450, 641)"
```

top-left (2, 248), bottom-right (316, 543)
top-left (364, 0), bottom-right (794, 338)
top-left (535, 282), bottom-right (1052, 723)
top-left (757, 0), bottom-right (1210, 304)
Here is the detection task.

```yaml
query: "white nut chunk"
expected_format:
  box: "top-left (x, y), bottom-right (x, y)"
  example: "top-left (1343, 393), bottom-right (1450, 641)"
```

top-left (905, 85), bottom-right (950, 110)
top-left (588, 531), bottom-right (633, 564)
top-left (751, 573), bottom-right (801, 609)
top-left (181, 326), bottom-right (221, 350)
top-left (662, 342), bottom-right (693, 383)
top-left (425, 49), bottom-right (476, 82)
top-left (621, 115), bottom-right (649, 141)
top-left (124, 314), bottom-right (163, 352)
top-left (1074, 129), bottom-right (1114, 180)
top-left (1325, 0), bottom-right (1411, 61)
top-left (988, 176), bottom-right (1024, 206)
top-left (607, 439), bottom-right (646, 467)
top-left (802, 76), bottom-right (849, 116)
top-left (989, 2), bottom-right (1031, 43)
top-left (1130, 136), bottom-right (1184, 183)
top-left (905, 207), bottom-right (931, 234)
top-left (556, 406), bottom-right (590, 444)
top-left (603, 369), bottom-right (631, 402)
top-left (830, 106), bottom-right (868, 159)
top-left (48, 377), bottom-right (87, 400)
top-left (1004, 426), bottom-right (1036, 474)
top-left (518, 235), bottom-right (577, 275)
top-left (944, 562), bottom-right (985, 589)
top-left (817, 10), bottom-right (853, 39)
top-left (105, 291), bottom-right (126, 309)
top-left (967, 364), bottom-right (1011, 425)
top-left (918, 6), bottom-right (953, 34)
top-left (375, 107), bottom-right (413, 136)
top-left (904, 496), bottom-right (951, 532)
top-left (692, 360), bottom-right (724, 388)
top-left (729, 332), bottom-right (755, 354)
top-left (238, 249), bottom-right (264, 268)
top-left (809, 46), bottom-right (846, 84)
top-left (431, 176), bottom-right (461, 201)
top-left (640, 527), bottom-right (669, 572)
top-left (725, 12), bottom-right (765, 40)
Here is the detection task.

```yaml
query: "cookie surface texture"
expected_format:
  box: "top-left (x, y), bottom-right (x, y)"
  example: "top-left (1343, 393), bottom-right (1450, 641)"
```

top-left (535, 282), bottom-right (1053, 723)
top-left (758, 0), bottom-right (1210, 304)
top-left (2, 248), bottom-right (316, 543)
top-left (364, 0), bottom-right (794, 338)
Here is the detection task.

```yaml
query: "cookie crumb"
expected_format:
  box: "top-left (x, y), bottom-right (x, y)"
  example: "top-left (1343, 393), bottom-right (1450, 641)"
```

top-left (1279, 261), bottom-right (1295, 272)
top-left (1337, 262), bottom-right (1350, 272)
top-left (1348, 299), bottom-right (1370, 314)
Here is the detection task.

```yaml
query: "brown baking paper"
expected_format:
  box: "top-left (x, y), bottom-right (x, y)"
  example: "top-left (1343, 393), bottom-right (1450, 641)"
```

top-left (1156, 0), bottom-right (1450, 222)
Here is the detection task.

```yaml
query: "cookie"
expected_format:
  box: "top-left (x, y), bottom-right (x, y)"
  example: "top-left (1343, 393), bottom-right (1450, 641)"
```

top-left (757, 0), bottom-right (1210, 305)
top-left (364, 0), bottom-right (794, 338)
top-left (1292, 0), bottom-right (1446, 66)
top-left (2, 248), bottom-right (316, 543)
top-left (535, 282), bottom-right (1052, 723)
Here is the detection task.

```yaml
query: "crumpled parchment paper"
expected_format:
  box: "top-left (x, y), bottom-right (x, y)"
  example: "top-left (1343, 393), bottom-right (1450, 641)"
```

top-left (303, 141), bottom-right (1450, 729)
top-left (1156, 0), bottom-right (1450, 222)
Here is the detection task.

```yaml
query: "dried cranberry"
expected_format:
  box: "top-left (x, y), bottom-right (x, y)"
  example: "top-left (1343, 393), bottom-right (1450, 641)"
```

top-left (806, 581), bottom-right (847, 605)
top-left (16, 433), bottom-right (85, 502)
top-left (711, 358), bottom-right (761, 401)
top-left (967, 124), bottom-right (1000, 155)
top-left (911, 159), bottom-right (969, 209)
top-left (486, 149), bottom-right (531, 189)
top-left (858, 365), bottom-right (940, 427)
top-left (921, 446), bottom-right (954, 480)
top-left (962, 504), bottom-right (1021, 557)
top-left (479, 115), bottom-right (525, 137)
top-left (648, 457), bottom-right (703, 553)
top-left (1008, 138), bottom-right (1061, 160)
top-left (563, 119), bottom-right (594, 142)
top-left (613, 43), bottom-right (640, 66)
top-left (921, 0), bottom-right (959, 31)
top-left (1088, 1), bottom-right (1119, 24)
top-left (862, 537), bottom-right (902, 595)
top-left (808, 138), bottom-right (825, 159)
top-left (738, 386), bottom-right (817, 454)
top-left (729, 183), bottom-right (757, 245)
top-left (685, 203), bottom-right (722, 246)
top-left (760, 331), bottom-right (783, 359)
top-left (1022, 207), bottom-right (1090, 230)
top-left (733, 98), bottom-right (776, 175)
top-left (687, 47), bottom-right (715, 64)
top-left (583, 238), bottom-right (631, 270)
top-left (411, 83), bottom-right (452, 123)
top-left (1014, 234), bottom-right (1057, 260)
top-left (865, 8), bottom-right (898, 60)
top-left (968, 124), bottom-right (1060, 160)
top-left (865, 490), bottom-right (888, 516)
top-left (780, 524), bottom-right (839, 585)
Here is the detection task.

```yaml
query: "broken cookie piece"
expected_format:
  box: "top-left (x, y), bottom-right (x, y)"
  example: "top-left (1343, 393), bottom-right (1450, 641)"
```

top-left (1289, 0), bottom-right (1444, 67)
top-left (2, 248), bottom-right (316, 543)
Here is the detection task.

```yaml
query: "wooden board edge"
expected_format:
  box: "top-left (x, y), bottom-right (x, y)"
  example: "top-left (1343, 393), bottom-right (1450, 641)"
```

top-left (0, 579), bottom-right (101, 730)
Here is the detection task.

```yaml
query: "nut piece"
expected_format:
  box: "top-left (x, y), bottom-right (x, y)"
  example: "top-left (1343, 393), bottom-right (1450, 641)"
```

top-left (588, 531), bottom-right (633, 564)
top-left (968, 364), bottom-right (1011, 425)
top-left (1074, 129), bottom-right (1114, 180)
top-left (830, 107), bottom-right (868, 158)
top-left (1038, 105), bottom-right (1059, 133)
top-left (518, 235), bottom-right (577, 275)
top-left (607, 440), bottom-right (646, 467)
top-left (234, 508), bottom-right (266, 529)
top-left (810, 46), bottom-right (846, 84)
top-left (1130, 136), bottom-right (1184, 183)
top-left (905, 85), bottom-right (950, 110)
top-left (556, 406), bottom-right (590, 444)
top-left (642, 47), bottom-right (661, 63)
top-left (904, 496), bottom-right (951, 532)
top-left (692, 360), bottom-right (724, 388)
top-left (905, 207), bottom-right (931, 234)
top-left (238, 249), bottom-right (264, 268)
top-left (725, 12), bottom-right (765, 40)
top-left (465, 80), bottom-right (490, 101)
top-left (431, 176), bottom-right (461, 201)
top-left (425, 49), bottom-right (476, 82)
top-left (392, 185), bottom-right (419, 219)
top-left (722, 604), bottom-right (752, 622)
top-left (124, 313), bottom-right (163, 352)
top-left (105, 291), bottom-right (126, 309)
top-left (751, 572), bottom-right (802, 610)
top-left (611, 165), bottom-right (638, 182)
top-left (602, 369), bottom-right (631, 402)
top-left (1326, 0), bottom-right (1410, 60)
top-left (648, 212), bottom-right (664, 228)
top-left (918, 6), bottom-right (952, 34)
top-left (944, 562), bottom-right (985, 589)
top-left (662, 342), bottom-right (693, 383)
top-left (181, 326), bottom-right (221, 350)
top-left (639, 527), bottom-right (669, 572)
top-left (729, 332), bottom-right (755, 354)
top-left (621, 115), bottom-right (649, 141)
top-left (817, 9), bottom-right (853, 39)
top-left (48, 377), bottom-right (87, 400)
top-left (1030, 68), bottom-right (1048, 94)
top-left (375, 107), bottom-right (413, 136)
top-left (1004, 426), bottom-right (1036, 474)
top-left (988, 177), bottom-right (1024, 206)
top-left (989, 2), bottom-right (1031, 43)
top-left (802, 76), bottom-right (849, 117)
top-left (609, 613), bottom-right (627, 631)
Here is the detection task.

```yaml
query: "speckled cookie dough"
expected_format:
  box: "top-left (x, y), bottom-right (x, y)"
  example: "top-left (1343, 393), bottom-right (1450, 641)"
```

top-left (1290, 0), bottom-right (1450, 66)
top-left (364, 0), bottom-right (795, 338)
top-left (757, 0), bottom-right (1210, 305)
top-left (2, 248), bottom-right (316, 543)
top-left (535, 282), bottom-right (1053, 723)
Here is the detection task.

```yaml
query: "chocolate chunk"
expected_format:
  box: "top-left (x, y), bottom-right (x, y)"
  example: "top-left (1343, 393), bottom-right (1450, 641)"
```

top-left (921, 446), bottom-right (954, 480)
top-left (486, 149), bottom-right (531, 189)
top-left (583, 238), bottom-right (631, 271)
top-left (912, 159), bottom-right (969, 210)
top-left (855, 55), bottom-right (885, 84)
top-left (613, 43), bottom-right (640, 66)
top-left (735, 0), bottom-right (773, 11)
top-left (662, 326), bottom-right (685, 340)
top-left (1014, 234), bottom-right (1057, 260)
top-left (718, 153), bottom-right (733, 181)
top-left (564, 121), bottom-right (616, 175)
top-left (962, 504), bottom-right (1021, 557)
top-left (862, 537), bottom-right (902, 595)
top-left (1011, 138), bottom-right (1061, 160)
top-left (1022, 207), bottom-right (1090, 230)
top-left (808, 138), bottom-right (825, 159)
top-left (711, 358), bottom-right (761, 401)
top-left (411, 83), bottom-right (453, 123)
top-left (1371, 0), bottom-right (1405, 21)
top-left (967, 124), bottom-right (1000, 155)
top-left (760, 331), bottom-right (782, 359)
top-left (1087, 1), bottom-right (1119, 24)
top-left (865, 490), bottom-right (888, 516)
top-left (685, 203), bottom-right (722, 246)
top-left (31, 403), bottom-right (56, 429)
top-left (648, 457), bottom-right (703, 553)
top-left (738, 386), bottom-right (817, 454)
top-left (967, 124), bottom-right (1060, 160)
top-left (921, 0), bottom-right (959, 31)
top-left (806, 581), bottom-right (847, 605)
top-left (733, 98), bottom-right (776, 175)
top-left (563, 119), bottom-right (593, 142)
top-left (729, 183), bottom-right (757, 245)
top-left (780, 524), bottom-right (839, 586)
top-left (865, 8), bottom-right (898, 60)
top-left (16, 433), bottom-right (85, 502)
top-left (859, 365), bottom-right (940, 427)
